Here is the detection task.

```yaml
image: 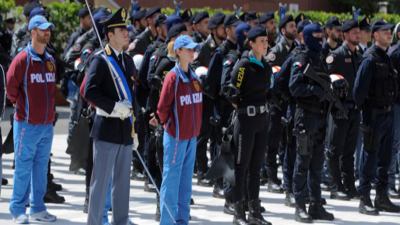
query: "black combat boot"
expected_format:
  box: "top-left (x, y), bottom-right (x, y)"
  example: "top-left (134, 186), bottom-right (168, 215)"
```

top-left (233, 201), bottom-right (248, 225)
top-left (295, 203), bottom-right (312, 223)
top-left (359, 195), bottom-right (379, 215)
top-left (308, 202), bottom-right (334, 221)
top-left (375, 193), bottom-right (400, 213)
top-left (247, 199), bottom-right (272, 225)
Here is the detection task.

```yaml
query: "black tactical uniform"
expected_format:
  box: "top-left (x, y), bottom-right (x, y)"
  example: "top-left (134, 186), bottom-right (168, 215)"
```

top-left (289, 23), bottom-right (334, 223)
top-left (354, 21), bottom-right (400, 216)
top-left (326, 20), bottom-right (362, 201)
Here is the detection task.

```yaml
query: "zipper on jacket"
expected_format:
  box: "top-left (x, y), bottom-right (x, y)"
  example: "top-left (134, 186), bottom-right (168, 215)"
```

top-left (42, 60), bottom-right (49, 123)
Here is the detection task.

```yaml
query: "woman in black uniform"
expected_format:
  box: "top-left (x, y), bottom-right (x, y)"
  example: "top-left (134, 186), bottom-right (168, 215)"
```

top-left (228, 26), bottom-right (272, 225)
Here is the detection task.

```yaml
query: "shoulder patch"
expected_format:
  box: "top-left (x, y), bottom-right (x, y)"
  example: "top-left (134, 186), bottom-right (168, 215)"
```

top-left (223, 59), bottom-right (233, 66)
top-left (266, 52), bottom-right (276, 62)
top-left (326, 55), bottom-right (334, 64)
top-left (293, 62), bottom-right (302, 68)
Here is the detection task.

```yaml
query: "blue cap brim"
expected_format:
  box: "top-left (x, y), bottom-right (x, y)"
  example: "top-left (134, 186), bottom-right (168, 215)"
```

top-left (37, 22), bottom-right (54, 30)
top-left (184, 42), bottom-right (199, 50)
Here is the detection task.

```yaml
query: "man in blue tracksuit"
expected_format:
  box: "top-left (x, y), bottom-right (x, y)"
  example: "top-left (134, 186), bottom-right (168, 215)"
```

top-left (6, 15), bottom-right (57, 224)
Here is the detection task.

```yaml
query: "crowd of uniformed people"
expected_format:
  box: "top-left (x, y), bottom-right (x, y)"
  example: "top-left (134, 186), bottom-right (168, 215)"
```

top-left (1, 0), bottom-right (400, 224)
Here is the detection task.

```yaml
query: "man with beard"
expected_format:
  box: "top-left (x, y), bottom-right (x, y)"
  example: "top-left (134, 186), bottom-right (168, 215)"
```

top-left (326, 20), bottom-right (362, 201)
top-left (83, 8), bottom-right (136, 225)
top-left (259, 12), bottom-right (276, 49)
top-left (193, 12), bottom-right (226, 196)
top-left (264, 14), bottom-right (297, 194)
top-left (129, 9), bottom-right (147, 41)
top-left (322, 16), bottom-right (342, 61)
top-left (192, 11), bottom-right (210, 43)
top-left (129, 7), bottom-right (161, 56)
top-left (7, 15), bottom-right (57, 224)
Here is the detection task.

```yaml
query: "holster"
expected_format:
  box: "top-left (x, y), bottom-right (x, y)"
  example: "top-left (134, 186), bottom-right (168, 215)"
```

top-left (294, 128), bottom-right (310, 156)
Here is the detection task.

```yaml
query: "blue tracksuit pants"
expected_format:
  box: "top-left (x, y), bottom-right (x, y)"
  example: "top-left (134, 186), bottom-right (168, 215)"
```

top-left (160, 131), bottom-right (196, 225)
top-left (9, 120), bottom-right (53, 217)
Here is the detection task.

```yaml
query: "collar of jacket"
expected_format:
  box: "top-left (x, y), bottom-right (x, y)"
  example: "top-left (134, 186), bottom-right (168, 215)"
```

top-left (27, 42), bottom-right (52, 62)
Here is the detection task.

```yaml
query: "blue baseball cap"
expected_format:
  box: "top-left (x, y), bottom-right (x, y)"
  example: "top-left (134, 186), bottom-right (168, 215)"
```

top-left (28, 15), bottom-right (54, 31)
top-left (173, 35), bottom-right (199, 51)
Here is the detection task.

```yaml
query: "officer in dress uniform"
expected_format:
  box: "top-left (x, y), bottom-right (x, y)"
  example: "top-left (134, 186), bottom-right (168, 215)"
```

top-left (83, 8), bottom-right (136, 225)
top-left (326, 20), bottom-right (362, 201)
top-left (353, 20), bottom-right (400, 216)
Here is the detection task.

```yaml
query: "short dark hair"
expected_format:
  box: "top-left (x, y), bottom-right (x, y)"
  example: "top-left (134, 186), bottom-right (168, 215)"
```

top-left (105, 27), bottom-right (116, 41)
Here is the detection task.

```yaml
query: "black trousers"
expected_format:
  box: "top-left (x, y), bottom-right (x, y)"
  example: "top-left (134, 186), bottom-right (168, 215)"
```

top-left (358, 109), bottom-right (393, 196)
top-left (196, 96), bottom-right (215, 176)
top-left (232, 112), bottom-right (268, 202)
top-left (293, 107), bottom-right (326, 205)
top-left (265, 105), bottom-right (285, 182)
top-left (283, 103), bottom-right (296, 193)
top-left (327, 109), bottom-right (360, 191)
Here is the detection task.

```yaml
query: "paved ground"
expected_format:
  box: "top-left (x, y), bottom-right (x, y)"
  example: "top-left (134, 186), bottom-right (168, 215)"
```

top-left (0, 106), bottom-right (399, 225)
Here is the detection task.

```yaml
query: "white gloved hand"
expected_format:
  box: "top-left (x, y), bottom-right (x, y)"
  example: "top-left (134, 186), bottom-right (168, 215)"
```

top-left (113, 100), bottom-right (132, 119)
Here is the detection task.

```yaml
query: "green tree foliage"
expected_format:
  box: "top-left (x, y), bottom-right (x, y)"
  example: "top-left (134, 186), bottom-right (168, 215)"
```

top-left (0, 0), bottom-right (15, 13)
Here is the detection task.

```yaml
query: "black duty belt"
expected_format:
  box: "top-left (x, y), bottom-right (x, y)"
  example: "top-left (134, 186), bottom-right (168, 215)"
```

top-left (372, 105), bottom-right (392, 113)
top-left (237, 104), bottom-right (269, 117)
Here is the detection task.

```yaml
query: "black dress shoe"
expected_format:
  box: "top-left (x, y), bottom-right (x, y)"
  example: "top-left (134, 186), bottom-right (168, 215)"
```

top-left (212, 186), bottom-right (224, 199)
top-left (295, 204), bottom-right (312, 223)
top-left (308, 202), bottom-right (334, 221)
top-left (330, 191), bottom-right (351, 200)
top-left (44, 191), bottom-right (65, 204)
top-left (284, 192), bottom-right (296, 207)
top-left (223, 201), bottom-right (234, 215)
top-left (2, 178), bottom-right (8, 185)
top-left (267, 181), bottom-right (283, 193)
top-left (359, 196), bottom-right (379, 215)
top-left (375, 194), bottom-right (400, 213)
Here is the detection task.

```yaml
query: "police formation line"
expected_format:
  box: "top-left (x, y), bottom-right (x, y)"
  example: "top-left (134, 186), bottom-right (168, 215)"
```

top-left (0, 1), bottom-right (400, 225)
